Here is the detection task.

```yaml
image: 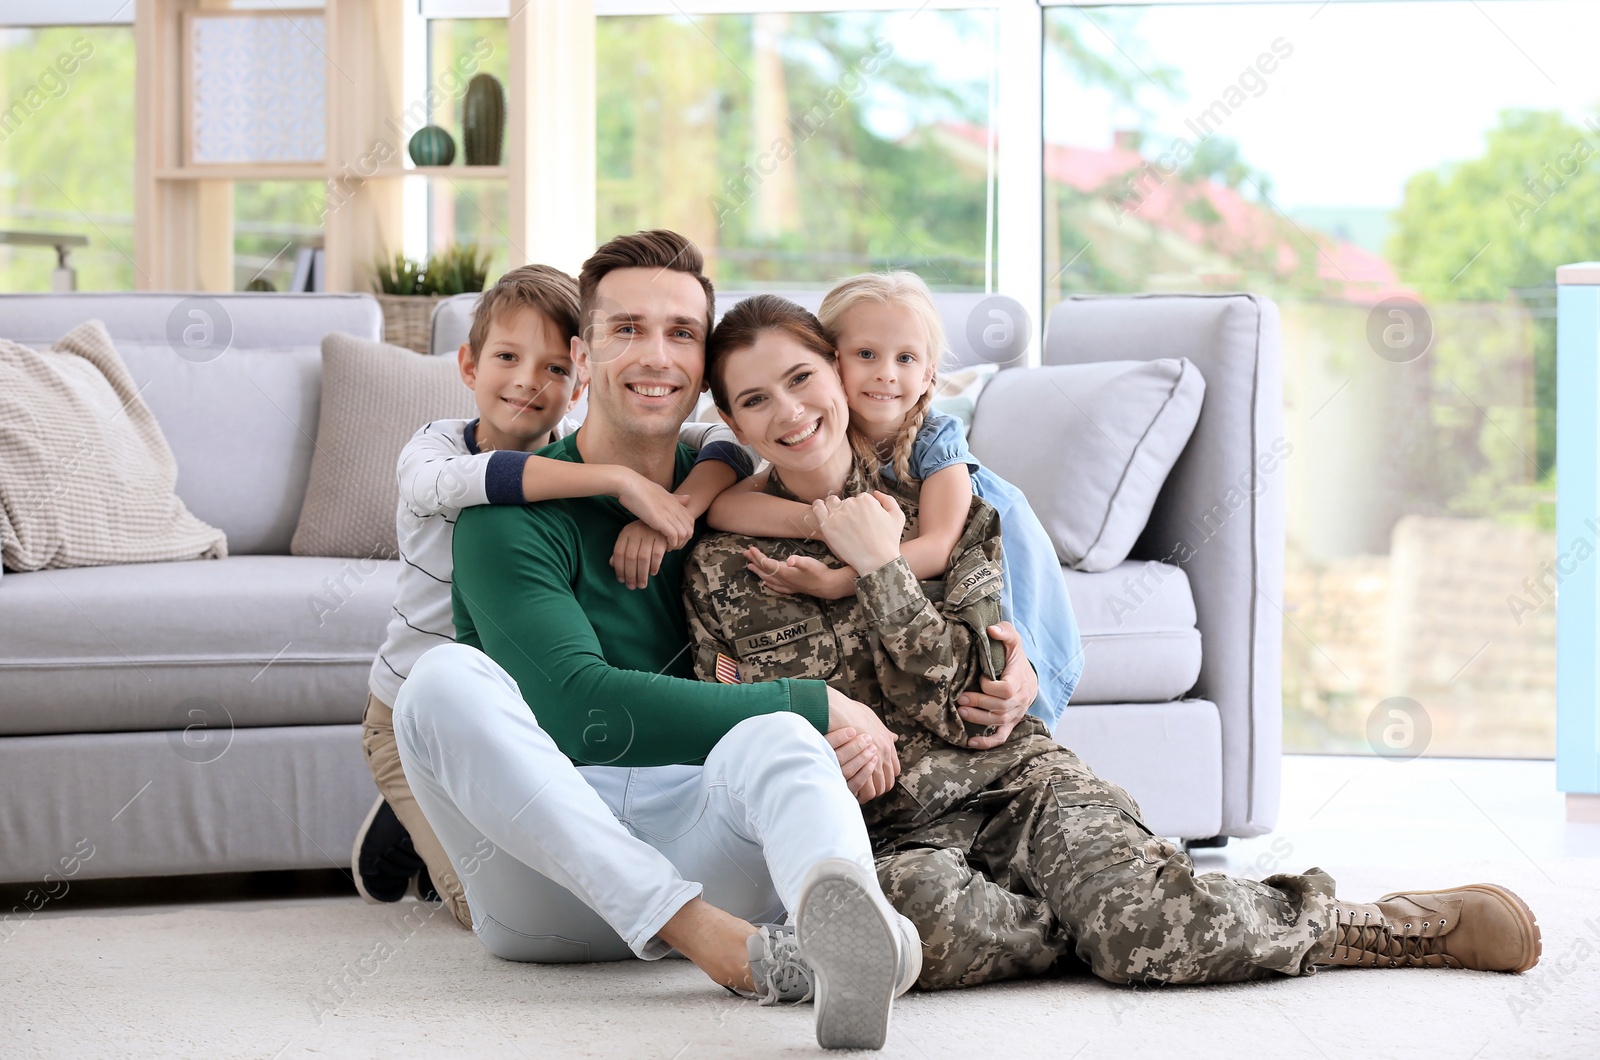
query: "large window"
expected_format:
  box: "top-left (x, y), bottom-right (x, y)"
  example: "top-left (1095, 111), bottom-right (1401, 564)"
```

top-left (8, 7), bottom-right (1574, 760)
top-left (428, 8), bottom-right (1000, 293)
top-left (0, 26), bottom-right (134, 290)
top-left (1045, 0), bottom-right (1590, 757)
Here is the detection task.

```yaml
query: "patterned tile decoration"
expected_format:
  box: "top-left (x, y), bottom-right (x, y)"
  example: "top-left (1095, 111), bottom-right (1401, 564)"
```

top-left (190, 14), bottom-right (326, 164)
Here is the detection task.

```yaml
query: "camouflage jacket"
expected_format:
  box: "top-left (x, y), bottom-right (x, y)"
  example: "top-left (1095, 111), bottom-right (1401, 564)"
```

top-left (683, 466), bottom-right (1064, 849)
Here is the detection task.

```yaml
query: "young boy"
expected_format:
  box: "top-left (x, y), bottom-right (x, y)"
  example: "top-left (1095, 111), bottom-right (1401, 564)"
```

top-left (355, 264), bottom-right (753, 927)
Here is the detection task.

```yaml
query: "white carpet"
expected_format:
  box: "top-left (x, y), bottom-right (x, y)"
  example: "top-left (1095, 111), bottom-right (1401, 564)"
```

top-left (4, 859), bottom-right (1598, 1059)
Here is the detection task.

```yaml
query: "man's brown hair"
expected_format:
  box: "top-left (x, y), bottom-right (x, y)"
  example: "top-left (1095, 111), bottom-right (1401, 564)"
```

top-left (466, 264), bottom-right (581, 361)
top-left (577, 229), bottom-right (715, 344)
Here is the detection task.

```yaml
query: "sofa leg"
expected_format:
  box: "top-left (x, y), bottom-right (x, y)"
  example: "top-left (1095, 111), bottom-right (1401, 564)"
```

top-left (1183, 835), bottom-right (1229, 851)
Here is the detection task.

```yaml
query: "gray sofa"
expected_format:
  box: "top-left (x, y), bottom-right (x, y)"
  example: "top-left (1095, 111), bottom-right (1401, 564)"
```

top-left (0, 288), bottom-right (1282, 886)
top-left (0, 294), bottom-right (390, 885)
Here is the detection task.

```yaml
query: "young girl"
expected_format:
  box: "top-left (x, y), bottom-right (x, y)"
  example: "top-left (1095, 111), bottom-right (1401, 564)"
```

top-left (707, 271), bottom-right (1083, 726)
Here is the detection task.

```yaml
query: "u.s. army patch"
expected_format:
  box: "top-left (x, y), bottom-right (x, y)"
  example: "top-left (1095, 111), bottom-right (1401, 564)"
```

top-left (736, 615), bottom-right (826, 656)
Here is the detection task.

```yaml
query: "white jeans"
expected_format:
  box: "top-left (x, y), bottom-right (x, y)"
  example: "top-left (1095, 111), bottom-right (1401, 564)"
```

top-left (392, 642), bottom-right (879, 962)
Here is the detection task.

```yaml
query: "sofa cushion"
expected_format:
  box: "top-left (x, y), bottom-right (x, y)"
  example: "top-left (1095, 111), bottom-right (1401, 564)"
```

top-left (968, 359), bottom-right (1205, 572)
top-left (290, 333), bottom-right (474, 559)
top-left (109, 342), bottom-right (322, 555)
top-left (0, 322), bottom-right (227, 571)
top-left (0, 555), bottom-right (397, 737)
top-left (108, 342), bottom-right (321, 557)
top-left (1063, 558), bottom-right (1202, 705)
top-left (0, 293), bottom-right (385, 555)
top-left (430, 291), bottom-right (481, 357)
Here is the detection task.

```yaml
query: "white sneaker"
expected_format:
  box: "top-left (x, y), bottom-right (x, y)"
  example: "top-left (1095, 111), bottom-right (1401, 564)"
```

top-left (795, 858), bottom-right (922, 1050)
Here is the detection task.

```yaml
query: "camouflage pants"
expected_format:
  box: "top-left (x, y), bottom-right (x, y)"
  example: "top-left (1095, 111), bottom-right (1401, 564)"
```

top-left (875, 748), bottom-right (1338, 990)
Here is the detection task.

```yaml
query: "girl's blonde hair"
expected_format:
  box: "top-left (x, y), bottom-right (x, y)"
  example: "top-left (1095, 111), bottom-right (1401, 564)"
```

top-left (817, 271), bottom-right (946, 482)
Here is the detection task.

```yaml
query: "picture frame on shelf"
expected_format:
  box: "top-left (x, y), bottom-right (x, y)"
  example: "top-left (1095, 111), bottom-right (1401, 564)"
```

top-left (181, 8), bottom-right (328, 168)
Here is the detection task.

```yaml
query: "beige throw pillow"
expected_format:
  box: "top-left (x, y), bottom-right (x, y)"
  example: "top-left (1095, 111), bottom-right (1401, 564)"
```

top-left (0, 321), bottom-right (228, 570)
top-left (290, 332), bottom-right (475, 559)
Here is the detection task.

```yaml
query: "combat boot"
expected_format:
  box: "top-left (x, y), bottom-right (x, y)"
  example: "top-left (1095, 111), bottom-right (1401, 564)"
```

top-left (1324, 883), bottom-right (1541, 972)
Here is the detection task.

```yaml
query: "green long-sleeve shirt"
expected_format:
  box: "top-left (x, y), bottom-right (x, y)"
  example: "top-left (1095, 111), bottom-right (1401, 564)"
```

top-left (450, 431), bottom-right (831, 766)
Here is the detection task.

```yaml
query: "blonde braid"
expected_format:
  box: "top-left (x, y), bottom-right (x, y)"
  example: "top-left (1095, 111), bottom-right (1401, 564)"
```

top-left (889, 388), bottom-right (934, 482)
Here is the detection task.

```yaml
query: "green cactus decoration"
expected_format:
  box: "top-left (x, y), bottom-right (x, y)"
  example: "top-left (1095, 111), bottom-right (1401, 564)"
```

top-left (408, 124), bottom-right (455, 167)
top-left (462, 74), bottom-right (505, 166)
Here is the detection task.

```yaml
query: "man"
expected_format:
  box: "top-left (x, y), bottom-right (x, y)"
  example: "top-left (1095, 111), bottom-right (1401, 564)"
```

top-left (391, 230), bottom-right (1041, 1052)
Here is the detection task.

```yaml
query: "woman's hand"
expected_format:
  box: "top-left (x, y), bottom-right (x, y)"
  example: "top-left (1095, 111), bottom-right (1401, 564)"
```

top-left (826, 727), bottom-right (891, 803)
top-left (961, 622), bottom-right (1039, 750)
top-left (825, 686), bottom-right (900, 799)
top-left (615, 470), bottom-right (695, 550)
top-left (743, 547), bottom-right (857, 600)
top-left (810, 491), bottom-right (905, 576)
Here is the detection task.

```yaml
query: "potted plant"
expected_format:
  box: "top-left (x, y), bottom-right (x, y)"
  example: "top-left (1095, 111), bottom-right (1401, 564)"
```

top-left (425, 243), bottom-right (492, 298)
top-left (370, 245), bottom-right (491, 353)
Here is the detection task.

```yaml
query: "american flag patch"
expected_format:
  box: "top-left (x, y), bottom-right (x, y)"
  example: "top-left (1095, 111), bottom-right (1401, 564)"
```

top-left (714, 653), bottom-right (742, 684)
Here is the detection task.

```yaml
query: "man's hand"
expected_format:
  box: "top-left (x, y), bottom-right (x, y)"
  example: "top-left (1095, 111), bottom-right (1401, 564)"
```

top-left (615, 471), bottom-right (695, 550)
top-left (810, 492), bottom-right (905, 576)
top-left (742, 547), bottom-right (857, 600)
top-left (611, 520), bottom-right (669, 590)
top-left (961, 621), bottom-right (1039, 750)
top-left (825, 686), bottom-right (899, 798)
top-left (826, 728), bottom-right (889, 803)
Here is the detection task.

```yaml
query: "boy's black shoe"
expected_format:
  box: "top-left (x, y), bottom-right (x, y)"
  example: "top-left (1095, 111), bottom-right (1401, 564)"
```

top-left (352, 796), bottom-right (423, 903)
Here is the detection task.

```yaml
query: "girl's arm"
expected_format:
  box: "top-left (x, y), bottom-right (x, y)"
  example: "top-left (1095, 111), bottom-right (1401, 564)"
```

top-left (676, 459), bottom-right (739, 520)
top-left (707, 472), bottom-right (819, 537)
top-left (712, 472), bottom-right (858, 599)
top-left (898, 463), bottom-right (972, 579)
top-left (727, 464), bottom-right (977, 601)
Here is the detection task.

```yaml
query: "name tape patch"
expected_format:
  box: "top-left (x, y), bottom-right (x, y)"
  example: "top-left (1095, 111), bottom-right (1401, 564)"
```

top-left (947, 561), bottom-right (1002, 610)
top-left (736, 615), bottom-right (826, 656)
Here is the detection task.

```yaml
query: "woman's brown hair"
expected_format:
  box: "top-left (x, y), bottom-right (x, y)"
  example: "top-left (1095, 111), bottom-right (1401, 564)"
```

top-left (706, 295), bottom-right (880, 478)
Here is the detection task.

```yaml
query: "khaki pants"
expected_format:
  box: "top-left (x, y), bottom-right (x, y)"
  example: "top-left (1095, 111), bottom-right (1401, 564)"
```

top-left (362, 693), bottom-right (472, 930)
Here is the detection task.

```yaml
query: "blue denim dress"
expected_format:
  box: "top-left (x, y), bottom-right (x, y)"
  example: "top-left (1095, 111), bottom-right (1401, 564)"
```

top-left (903, 411), bottom-right (1083, 727)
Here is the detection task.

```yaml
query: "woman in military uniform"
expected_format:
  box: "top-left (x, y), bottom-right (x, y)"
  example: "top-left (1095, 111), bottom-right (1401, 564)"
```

top-left (682, 294), bottom-right (1540, 991)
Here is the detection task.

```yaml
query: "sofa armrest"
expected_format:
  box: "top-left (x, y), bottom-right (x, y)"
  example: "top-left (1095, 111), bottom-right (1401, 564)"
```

top-left (1042, 293), bottom-right (1285, 837)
